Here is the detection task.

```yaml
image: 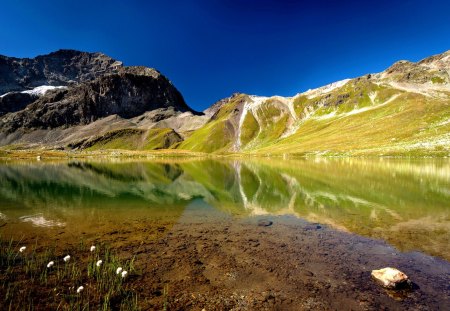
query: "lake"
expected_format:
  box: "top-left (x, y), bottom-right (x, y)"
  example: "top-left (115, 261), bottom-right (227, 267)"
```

top-left (1, 158), bottom-right (449, 310)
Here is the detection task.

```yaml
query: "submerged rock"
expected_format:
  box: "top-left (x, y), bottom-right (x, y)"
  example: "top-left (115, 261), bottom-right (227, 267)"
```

top-left (371, 267), bottom-right (411, 289)
top-left (257, 219), bottom-right (273, 227)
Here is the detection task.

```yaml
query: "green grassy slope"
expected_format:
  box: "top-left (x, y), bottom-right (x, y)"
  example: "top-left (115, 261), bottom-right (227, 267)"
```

top-left (83, 128), bottom-right (183, 151)
top-left (174, 51), bottom-right (450, 156)
top-left (256, 84), bottom-right (449, 156)
top-left (177, 94), bottom-right (248, 152)
top-left (176, 76), bottom-right (449, 156)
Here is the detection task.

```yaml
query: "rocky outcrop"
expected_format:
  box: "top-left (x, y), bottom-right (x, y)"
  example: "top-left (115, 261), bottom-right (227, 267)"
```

top-left (0, 49), bottom-right (122, 94)
top-left (0, 67), bottom-right (192, 133)
top-left (0, 92), bottom-right (38, 116)
top-left (381, 50), bottom-right (450, 84)
top-left (203, 93), bottom-right (244, 117)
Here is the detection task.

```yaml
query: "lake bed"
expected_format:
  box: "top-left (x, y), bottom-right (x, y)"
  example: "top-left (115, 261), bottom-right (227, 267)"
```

top-left (1, 158), bottom-right (449, 310)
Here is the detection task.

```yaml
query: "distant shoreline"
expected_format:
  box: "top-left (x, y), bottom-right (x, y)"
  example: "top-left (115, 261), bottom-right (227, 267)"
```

top-left (0, 148), bottom-right (449, 160)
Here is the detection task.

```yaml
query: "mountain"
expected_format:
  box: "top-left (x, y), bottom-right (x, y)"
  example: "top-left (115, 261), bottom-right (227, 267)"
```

top-left (0, 50), bottom-right (206, 149)
top-left (0, 49), bottom-right (122, 93)
top-left (0, 49), bottom-right (449, 156)
top-left (180, 50), bottom-right (450, 156)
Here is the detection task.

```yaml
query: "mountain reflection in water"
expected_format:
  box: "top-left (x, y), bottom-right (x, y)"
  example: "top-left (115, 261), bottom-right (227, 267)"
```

top-left (0, 158), bottom-right (449, 261)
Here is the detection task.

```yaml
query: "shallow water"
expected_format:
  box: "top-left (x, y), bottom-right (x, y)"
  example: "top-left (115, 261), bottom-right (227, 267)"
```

top-left (0, 158), bottom-right (449, 261)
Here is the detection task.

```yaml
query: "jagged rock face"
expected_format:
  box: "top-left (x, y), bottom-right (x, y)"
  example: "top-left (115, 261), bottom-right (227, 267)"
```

top-left (0, 67), bottom-right (191, 133)
top-left (0, 92), bottom-right (38, 116)
top-left (381, 51), bottom-right (450, 84)
top-left (0, 49), bottom-right (122, 94)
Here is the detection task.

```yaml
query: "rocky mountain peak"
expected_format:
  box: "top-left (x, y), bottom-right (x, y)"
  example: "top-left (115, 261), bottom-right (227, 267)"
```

top-left (381, 50), bottom-right (450, 84)
top-left (203, 92), bottom-right (245, 117)
top-left (417, 49), bottom-right (450, 70)
top-left (0, 49), bottom-right (197, 137)
top-left (0, 50), bottom-right (122, 94)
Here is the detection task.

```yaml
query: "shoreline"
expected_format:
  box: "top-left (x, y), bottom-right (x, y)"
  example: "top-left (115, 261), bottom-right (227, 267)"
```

top-left (1, 213), bottom-right (449, 310)
top-left (1, 148), bottom-right (449, 160)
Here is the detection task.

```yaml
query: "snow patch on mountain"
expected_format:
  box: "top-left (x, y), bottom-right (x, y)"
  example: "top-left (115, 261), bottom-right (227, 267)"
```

top-left (21, 85), bottom-right (67, 96)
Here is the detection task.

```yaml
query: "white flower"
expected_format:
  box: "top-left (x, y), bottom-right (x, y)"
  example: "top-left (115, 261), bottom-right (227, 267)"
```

top-left (63, 255), bottom-right (71, 262)
top-left (121, 271), bottom-right (128, 278)
top-left (116, 267), bottom-right (123, 275)
top-left (96, 260), bottom-right (102, 267)
top-left (90, 246), bottom-right (96, 252)
top-left (19, 246), bottom-right (26, 253)
top-left (76, 286), bottom-right (84, 293)
top-left (47, 261), bottom-right (55, 268)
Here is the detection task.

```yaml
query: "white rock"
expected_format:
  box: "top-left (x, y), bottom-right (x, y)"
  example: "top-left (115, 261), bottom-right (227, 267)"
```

top-left (371, 267), bottom-right (410, 289)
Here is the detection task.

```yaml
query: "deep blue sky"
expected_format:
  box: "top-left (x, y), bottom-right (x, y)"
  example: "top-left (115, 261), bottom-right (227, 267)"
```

top-left (1, 0), bottom-right (450, 111)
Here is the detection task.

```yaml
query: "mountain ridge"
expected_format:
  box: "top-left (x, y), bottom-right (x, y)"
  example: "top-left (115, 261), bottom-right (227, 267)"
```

top-left (0, 49), bottom-right (449, 156)
top-left (0, 49), bottom-right (122, 93)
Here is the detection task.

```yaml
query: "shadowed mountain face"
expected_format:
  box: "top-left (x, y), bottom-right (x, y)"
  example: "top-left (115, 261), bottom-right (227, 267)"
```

top-left (0, 159), bottom-right (449, 260)
top-left (0, 67), bottom-right (191, 132)
top-left (0, 49), bottom-right (122, 94)
top-left (0, 50), bottom-right (203, 148)
top-left (0, 49), bottom-right (449, 155)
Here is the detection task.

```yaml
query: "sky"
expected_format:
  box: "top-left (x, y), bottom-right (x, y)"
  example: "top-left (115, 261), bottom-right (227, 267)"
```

top-left (1, 0), bottom-right (450, 111)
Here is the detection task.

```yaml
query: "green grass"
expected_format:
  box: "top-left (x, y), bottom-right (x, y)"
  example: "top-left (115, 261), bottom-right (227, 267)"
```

top-left (178, 119), bottom-right (234, 152)
top-left (251, 102), bottom-right (289, 144)
top-left (240, 112), bottom-right (259, 146)
top-left (3, 75), bottom-right (448, 157)
top-left (178, 78), bottom-right (447, 157)
top-left (85, 128), bottom-right (182, 151)
top-left (431, 76), bottom-right (445, 84)
top-left (249, 83), bottom-right (449, 156)
top-left (0, 237), bottom-right (139, 310)
top-left (178, 95), bottom-right (249, 152)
